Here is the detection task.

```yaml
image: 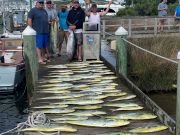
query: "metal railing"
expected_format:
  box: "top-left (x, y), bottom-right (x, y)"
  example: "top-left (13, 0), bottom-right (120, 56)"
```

top-left (102, 16), bottom-right (180, 38)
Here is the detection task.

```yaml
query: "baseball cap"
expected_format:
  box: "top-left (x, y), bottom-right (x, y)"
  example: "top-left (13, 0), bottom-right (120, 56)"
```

top-left (36, 0), bottom-right (44, 3)
top-left (46, 0), bottom-right (52, 3)
top-left (73, 0), bottom-right (79, 3)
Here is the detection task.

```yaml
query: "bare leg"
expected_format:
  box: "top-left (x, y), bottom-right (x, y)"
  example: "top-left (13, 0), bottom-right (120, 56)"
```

top-left (36, 48), bottom-right (46, 64)
top-left (78, 45), bottom-right (82, 61)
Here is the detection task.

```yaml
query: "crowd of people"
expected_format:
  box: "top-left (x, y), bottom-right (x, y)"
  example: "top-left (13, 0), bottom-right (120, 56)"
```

top-left (27, 0), bottom-right (112, 64)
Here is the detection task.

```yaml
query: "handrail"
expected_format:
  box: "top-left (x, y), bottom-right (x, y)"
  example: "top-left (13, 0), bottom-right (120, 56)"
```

top-left (123, 38), bottom-right (178, 64)
top-left (102, 16), bottom-right (180, 38)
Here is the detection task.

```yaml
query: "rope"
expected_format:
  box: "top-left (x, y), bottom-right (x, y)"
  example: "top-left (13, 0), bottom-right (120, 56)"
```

top-left (0, 112), bottom-right (60, 135)
top-left (122, 38), bottom-right (178, 64)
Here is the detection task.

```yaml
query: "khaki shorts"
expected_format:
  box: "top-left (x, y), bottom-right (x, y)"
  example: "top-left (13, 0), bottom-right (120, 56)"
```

top-left (74, 33), bottom-right (83, 46)
top-left (57, 29), bottom-right (69, 47)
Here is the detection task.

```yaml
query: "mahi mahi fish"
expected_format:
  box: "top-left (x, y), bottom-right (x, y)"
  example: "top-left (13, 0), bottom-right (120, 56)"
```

top-left (46, 65), bottom-right (67, 69)
top-left (51, 116), bottom-right (89, 121)
top-left (73, 105), bottom-right (102, 110)
top-left (87, 60), bottom-right (103, 64)
top-left (97, 132), bottom-right (137, 135)
top-left (37, 108), bottom-right (75, 114)
top-left (103, 103), bottom-right (139, 108)
top-left (110, 95), bottom-right (137, 102)
top-left (41, 86), bottom-right (72, 91)
top-left (32, 104), bottom-right (68, 109)
top-left (19, 125), bottom-right (77, 132)
top-left (106, 113), bottom-right (157, 120)
top-left (129, 125), bottom-right (168, 133)
top-left (67, 119), bottom-right (130, 127)
top-left (38, 83), bottom-right (73, 88)
top-left (64, 110), bottom-right (106, 117)
top-left (52, 99), bottom-right (104, 105)
top-left (37, 94), bottom-right (85, 100)
top-left (36, 90), bottom-right (70, 94)
top-left (111, 106), bottom-right (144, 111)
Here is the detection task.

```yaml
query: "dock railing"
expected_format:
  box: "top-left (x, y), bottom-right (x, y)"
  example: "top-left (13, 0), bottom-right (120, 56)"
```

top-left (113, 34), bottom-right (177, 134)
top-left (102, 16), bottom-right (180, 38)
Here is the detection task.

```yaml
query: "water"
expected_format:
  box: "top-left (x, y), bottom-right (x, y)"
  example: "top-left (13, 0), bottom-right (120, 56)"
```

top-left (0, 95), bottom-right (28, 135)
top-left (148, 91), bottom-right (176, 120)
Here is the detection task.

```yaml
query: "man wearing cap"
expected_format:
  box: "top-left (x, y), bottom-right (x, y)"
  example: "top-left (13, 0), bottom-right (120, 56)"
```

top-left (67, 0), bottom-right (85, 62)
top-left (57, 5), bottom-right (69, 56)
top-left (27, 0), bottom-right (49, 64)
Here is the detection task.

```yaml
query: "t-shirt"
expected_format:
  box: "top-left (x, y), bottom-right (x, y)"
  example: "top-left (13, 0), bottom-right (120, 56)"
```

top-left (58, 10), bottom-right (69, 30)
top-left (158, 3), bottom-right (168, 16)
top-left (45, 8), bottom-right (58, 22)
top-left (175, 6), bottom-right (180, 17)
top-left (28, 7), bottom-right (49, 34)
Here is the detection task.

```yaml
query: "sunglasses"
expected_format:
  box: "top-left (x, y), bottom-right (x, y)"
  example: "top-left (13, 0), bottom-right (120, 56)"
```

top-left (39, 2), bottom-right (44, 4)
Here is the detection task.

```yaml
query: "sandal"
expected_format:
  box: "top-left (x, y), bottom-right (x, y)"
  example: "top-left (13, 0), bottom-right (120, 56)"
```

top-left (78, 59), bottom-right (82, 62)
top-left (39, 61), bottom-right (46, 65)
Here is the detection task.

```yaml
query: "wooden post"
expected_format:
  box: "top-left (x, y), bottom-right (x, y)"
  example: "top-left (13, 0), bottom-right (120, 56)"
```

top-left (144, 18), bottom-right (147, 31)
top-left (22, 26), bottom-right (38, 102)
top-left (128, 19), bottom-right (132, 37)
top-left (115, 27), bottom-right (128, 77)
top-left (102, 20), bottom-right (106, 39)
top-left (176, 51), bottom-right (180, 135)
top-left (154, 18), bottom-right (158, 35)
top-left (167, 17), bottom-right (170, 31)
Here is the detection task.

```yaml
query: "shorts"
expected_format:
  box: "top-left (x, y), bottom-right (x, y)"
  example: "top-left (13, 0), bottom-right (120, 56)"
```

top-left (57, 29), bottom-right (69, 46)
top-left (74, 33), bottom-right (83, 46)
top-left (36, 33), bottom-right (48, 48)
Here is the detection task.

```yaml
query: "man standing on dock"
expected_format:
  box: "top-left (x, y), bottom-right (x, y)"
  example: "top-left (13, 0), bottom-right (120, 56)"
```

top-left (67, 0), bottom-right (85, 62)
top-left (27, 0), bottom-right (50, 64)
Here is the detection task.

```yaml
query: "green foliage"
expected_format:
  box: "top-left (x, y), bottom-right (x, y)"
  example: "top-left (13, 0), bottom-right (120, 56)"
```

top-left (117, 0), bottom-right (158, 16)
top-left (117, 0), bottom-right (178, 16)
top-left (168, 2), bottom-right (179, 15)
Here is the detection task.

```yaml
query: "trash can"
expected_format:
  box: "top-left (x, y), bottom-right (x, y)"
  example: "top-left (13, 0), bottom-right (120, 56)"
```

top-left (83, 22), bottom-right (101, 61)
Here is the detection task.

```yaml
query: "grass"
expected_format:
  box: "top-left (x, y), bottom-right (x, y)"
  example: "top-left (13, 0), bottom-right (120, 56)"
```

top-left (127, 36), bottom-right (179, 92)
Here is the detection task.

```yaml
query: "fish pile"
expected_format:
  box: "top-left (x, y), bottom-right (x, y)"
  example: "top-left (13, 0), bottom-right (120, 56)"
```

top-left (21, 61), bottom-right (168, 134)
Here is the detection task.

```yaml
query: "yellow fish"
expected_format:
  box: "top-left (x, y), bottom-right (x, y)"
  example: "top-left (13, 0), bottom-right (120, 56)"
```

top-left (73, 105), bottom-right (102, 110)
top-left (110, 95), bottom-right (136, 102)
top-left (129, 125), bottom-right (168, 133)
top-left (111, 106), bottom-right (144, 111)
top-left (19, 125), bottom-right (77, 132)
top-left (67, 119), bottom-right (130, 127)
top-left (107, 113), bottom-right (157, 120)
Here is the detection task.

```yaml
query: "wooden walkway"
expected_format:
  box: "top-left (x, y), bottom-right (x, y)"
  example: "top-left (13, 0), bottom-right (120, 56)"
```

top-left (23, 46), bottom-right (173, 135)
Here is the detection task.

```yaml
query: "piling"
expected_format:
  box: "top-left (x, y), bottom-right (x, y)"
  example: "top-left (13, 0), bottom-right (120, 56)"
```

top-left (22, 26), bottom-right (38, 103)
top-left (176, 51), bottom-right (180, 135)
top-left (115, 27), bottom-right (128, 77)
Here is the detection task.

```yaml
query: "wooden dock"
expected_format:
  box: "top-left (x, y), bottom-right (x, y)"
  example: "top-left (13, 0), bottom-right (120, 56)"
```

top-left (23, 48), bottom-right (173, 135)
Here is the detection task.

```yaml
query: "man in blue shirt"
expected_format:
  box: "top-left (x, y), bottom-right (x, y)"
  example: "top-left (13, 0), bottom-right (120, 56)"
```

top-left (174, 1), bottom-right (180, 24)
top-left (57, 5), bottom-right (69, 56)
top-left (28, 0), bottom-right (49, 64)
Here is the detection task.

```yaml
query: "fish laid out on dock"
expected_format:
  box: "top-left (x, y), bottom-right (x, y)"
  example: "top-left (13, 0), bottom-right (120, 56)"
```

top-left (67, 119), bottom-right (130, 127)
top-left (110, 95), bottom-right (137, 102)
top-left (73, 105), bottom-right (102, 110)
top-left (27, 61), bottom-right (169, 135)
top-left (36, 108), bottom-right (75, 114)
top-left (32, 104), bottom-right (68, 109)
top-left (111, 106), bottom-right (144, 111)
top-left (106, 113), bottom-right (157, 120)
top-left (64, 110), bottom-right (107, 117)
top-left (51, 116), bottom-right (89, 121)
top-left (129, 125), bottom-right (168, 133)
top-left (19, 125), bottom-right (77, 132)
top-left (104, 103), bottom-right (140, 108)
top-left (52, 99), bottom-right (104, 105)
top-left (97, 133), bottom-right (137, 135)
